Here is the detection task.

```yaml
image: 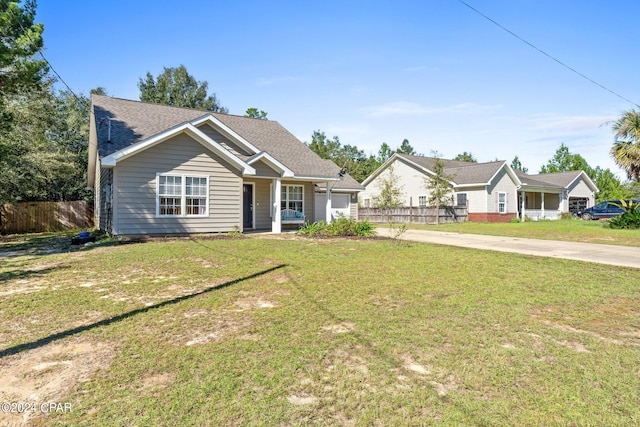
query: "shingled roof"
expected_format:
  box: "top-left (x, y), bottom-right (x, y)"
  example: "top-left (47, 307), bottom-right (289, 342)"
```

top-left (521, 171), bottom-right (584, 188)
top-left (90, 95), bottom-right (362, 190)
top-left (393, 154), bottom-right (514, 186)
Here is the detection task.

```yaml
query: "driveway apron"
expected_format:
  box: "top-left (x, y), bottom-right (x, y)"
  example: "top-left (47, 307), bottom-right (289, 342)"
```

top-left (376, 228), bottom-right (640, 269)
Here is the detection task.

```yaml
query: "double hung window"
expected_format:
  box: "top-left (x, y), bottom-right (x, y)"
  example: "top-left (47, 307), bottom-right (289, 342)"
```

top-left (281, 185), bottom-right (303, 212)
top-left (157, 174), bottom-right (208, 217)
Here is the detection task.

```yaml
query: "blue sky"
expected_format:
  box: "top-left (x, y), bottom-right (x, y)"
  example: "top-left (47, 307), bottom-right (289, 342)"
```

top-left (36, 0), bottom-right (640, 177)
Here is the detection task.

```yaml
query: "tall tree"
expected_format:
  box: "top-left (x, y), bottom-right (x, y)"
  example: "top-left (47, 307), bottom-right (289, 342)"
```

top-left (540, 143), bottom-right (594, 176)
top-left (593, 167), bottom-right (632, 202)
top-left (396, 139), bottom-right (416, 155)
top-left (425, 158), bottom-right (454, 224)
top-left (308, 130), bottom-right (341, 160)
top-left (510, 155), bottom-right (528, 173)
top-left (0, 84), bottom-right (94, 204)
top-left (453, 151), bottom-right (477, 162)
top-left (307, 130), bottom-right (377, 183)
top-left (611, 109), bottom-right (640, 181)
top-left (245, 107), bottom-right (268, 119)
top-left (138, 64), bottom-right (227, 112)
top-left (377, 142), bottom-right (394, 164)
top-left (0, 0), bottom-right (48, 130)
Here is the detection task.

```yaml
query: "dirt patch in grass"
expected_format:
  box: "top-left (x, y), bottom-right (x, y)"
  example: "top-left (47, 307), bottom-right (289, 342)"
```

top-left (287, 394), bottom-right (318, 405)
top-left (234, 296), bottom-right (279, 310)
top-left (139, 372), bottom-right (173, 395)
top-left (327, 348), bottom-right (369, 375)
top-left (531, 304), bottom-right (640, 348)
top-left (183, 318), bottom-right (254, 347)
top-left (0, 336), bottom-right (116, 426)
top-left (322, 322), bottom-right (355, 334)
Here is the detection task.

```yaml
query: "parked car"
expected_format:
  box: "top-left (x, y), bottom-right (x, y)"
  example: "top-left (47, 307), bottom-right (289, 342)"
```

top-left (578, 200), bottom-right (640, 220)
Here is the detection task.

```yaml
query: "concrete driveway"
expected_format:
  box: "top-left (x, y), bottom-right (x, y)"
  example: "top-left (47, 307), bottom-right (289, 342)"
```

top-left (375, 227), bottom-right (640, 269)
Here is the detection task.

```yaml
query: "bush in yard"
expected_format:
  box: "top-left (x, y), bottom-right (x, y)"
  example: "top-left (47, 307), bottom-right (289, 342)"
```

top-left (297, 218), bottom-right (375, 237)
top-left (297, 220), bottom-right (327, 236)
top-left (610, 200), bottom-right (640, 229)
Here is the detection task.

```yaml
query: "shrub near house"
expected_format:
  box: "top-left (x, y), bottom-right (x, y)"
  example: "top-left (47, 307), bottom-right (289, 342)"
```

top-left (610, 200), bottom-right (640, 229)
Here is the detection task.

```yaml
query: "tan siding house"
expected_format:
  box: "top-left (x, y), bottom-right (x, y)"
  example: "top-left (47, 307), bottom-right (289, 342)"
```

top-left (88, 95), bottom-right (363, 236)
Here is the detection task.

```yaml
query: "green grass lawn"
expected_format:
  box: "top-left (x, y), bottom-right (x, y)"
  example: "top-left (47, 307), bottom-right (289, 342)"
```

top-left (395, 217), bottom-right (640, 247)
top-left (1, 232), bottom-right (640, 426)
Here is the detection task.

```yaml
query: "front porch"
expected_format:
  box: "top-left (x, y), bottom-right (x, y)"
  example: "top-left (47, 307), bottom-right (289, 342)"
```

top-left (242, 177), bottom-right (339, 233)
top-left (518, 189), bottom-right (564, 221)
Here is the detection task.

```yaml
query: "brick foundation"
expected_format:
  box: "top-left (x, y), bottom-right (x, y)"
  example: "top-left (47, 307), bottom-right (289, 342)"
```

top-left (468, 212), bottom-right (517, 223)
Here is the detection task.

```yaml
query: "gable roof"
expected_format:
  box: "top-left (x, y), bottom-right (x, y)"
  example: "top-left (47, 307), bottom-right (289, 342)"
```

top-left (363, 153), bottom-right (521, 188)
top-left (363, 153), bottom-right (599, 194)
top-left (100, 122), bottom-right (256, 175)
top-left (523, 170), bottom-right (598, 191)
top-left (88, 95), bottom-right (364, 189)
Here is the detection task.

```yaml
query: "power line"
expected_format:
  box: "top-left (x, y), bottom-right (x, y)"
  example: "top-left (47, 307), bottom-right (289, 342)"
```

top-left (4, 3), bottom-right (82, 103)
top-left (457, 0), bottom-right (640, 108)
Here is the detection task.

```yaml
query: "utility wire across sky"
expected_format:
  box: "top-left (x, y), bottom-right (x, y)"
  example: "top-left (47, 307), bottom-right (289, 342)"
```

top-left (457, 0), bottom-right (640, 108)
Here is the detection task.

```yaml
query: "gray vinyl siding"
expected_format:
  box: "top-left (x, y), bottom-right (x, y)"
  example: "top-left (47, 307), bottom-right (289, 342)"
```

top-left (247, 179), bottom-right (272, 230)
top-left (113, 134), bottom-right (242, 235)
top-left (252, 160), bottom-right (281, 178)
top-left (297, 181), bottom-right (314, 222)
top-left (244, 179), bottom-right (315, 229)
top-left (350, 194), bottom-right (358, 218)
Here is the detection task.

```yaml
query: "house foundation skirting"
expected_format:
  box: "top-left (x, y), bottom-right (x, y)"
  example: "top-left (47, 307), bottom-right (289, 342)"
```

top-left (468, 212), bottom-right (516, 223)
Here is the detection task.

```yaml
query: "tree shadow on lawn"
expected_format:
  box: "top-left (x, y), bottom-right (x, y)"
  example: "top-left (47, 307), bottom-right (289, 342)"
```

top-left (0, 265), bottom-right (67, 285)
top-left (0, 231), bottom-right (123, 259)
top-left (0, 264), bottom-right (287, 359)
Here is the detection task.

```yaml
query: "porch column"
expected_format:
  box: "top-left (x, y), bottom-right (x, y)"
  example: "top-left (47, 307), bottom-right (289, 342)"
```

top-left (541, 192), bottom-right (545, 219)
top-left (325, 181), bottom-right (332, 223)
top-left (521, 190), bottom-right (525, 221)
top-left (272, 177), bottom-right (282, 233)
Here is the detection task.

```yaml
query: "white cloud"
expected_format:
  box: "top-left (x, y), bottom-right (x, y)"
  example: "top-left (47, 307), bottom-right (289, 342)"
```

top-left (527, 114), bottom-right (615, 132)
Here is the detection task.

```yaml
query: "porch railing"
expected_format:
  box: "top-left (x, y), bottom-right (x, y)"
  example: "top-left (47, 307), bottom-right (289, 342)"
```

top-left (522, 209), bottom-right (562, 221)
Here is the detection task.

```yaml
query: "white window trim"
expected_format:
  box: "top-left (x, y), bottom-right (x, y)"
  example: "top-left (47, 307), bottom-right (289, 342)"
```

top-left (156, 173), bottom-right (209, 217)
top-left (417, 194), bottom-right (428, 208)
top-left (270, 183), bottom-right (304, 216)
top-left (456, 192), bottom-right (467, 207)
top-left (498, 192), bottom-right (507, 214)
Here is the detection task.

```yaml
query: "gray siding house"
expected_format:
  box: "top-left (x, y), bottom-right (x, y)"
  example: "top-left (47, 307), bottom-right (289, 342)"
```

top-left (88, 95), bottom-right (363, 235)
top-left (360, 153), bottom-right (598, 222)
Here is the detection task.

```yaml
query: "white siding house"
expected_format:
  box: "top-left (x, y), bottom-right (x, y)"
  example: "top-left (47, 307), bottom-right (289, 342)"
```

top-left (361, 154), bottom-right (598, 222)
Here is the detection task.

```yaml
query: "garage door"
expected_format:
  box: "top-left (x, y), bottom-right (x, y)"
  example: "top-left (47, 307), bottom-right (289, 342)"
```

top-left (314, 193), bottom-right (351, 221)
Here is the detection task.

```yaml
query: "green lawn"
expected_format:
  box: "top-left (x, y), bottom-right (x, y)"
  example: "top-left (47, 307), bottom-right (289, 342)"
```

top-left (1, 232), bottom-right (640, 426)
top-left (398, 217), bottom-right (640, 247)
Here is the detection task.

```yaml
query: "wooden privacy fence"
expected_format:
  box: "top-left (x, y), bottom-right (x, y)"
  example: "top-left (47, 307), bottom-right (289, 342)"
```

top-left (358, 206), bottom-right (467, 224)
top-left (1, 201), bottom-right (94, 234)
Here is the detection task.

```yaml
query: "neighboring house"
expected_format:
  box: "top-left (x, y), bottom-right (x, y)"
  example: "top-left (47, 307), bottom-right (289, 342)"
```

top-left (359, 153), bottom-right (598, 222)
top-left (87, 95), bottom-right (363, 235)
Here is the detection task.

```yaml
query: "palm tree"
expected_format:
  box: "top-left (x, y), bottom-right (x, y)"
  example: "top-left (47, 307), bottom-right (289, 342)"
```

top-left (611, 109), bottom-right (640, 181)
